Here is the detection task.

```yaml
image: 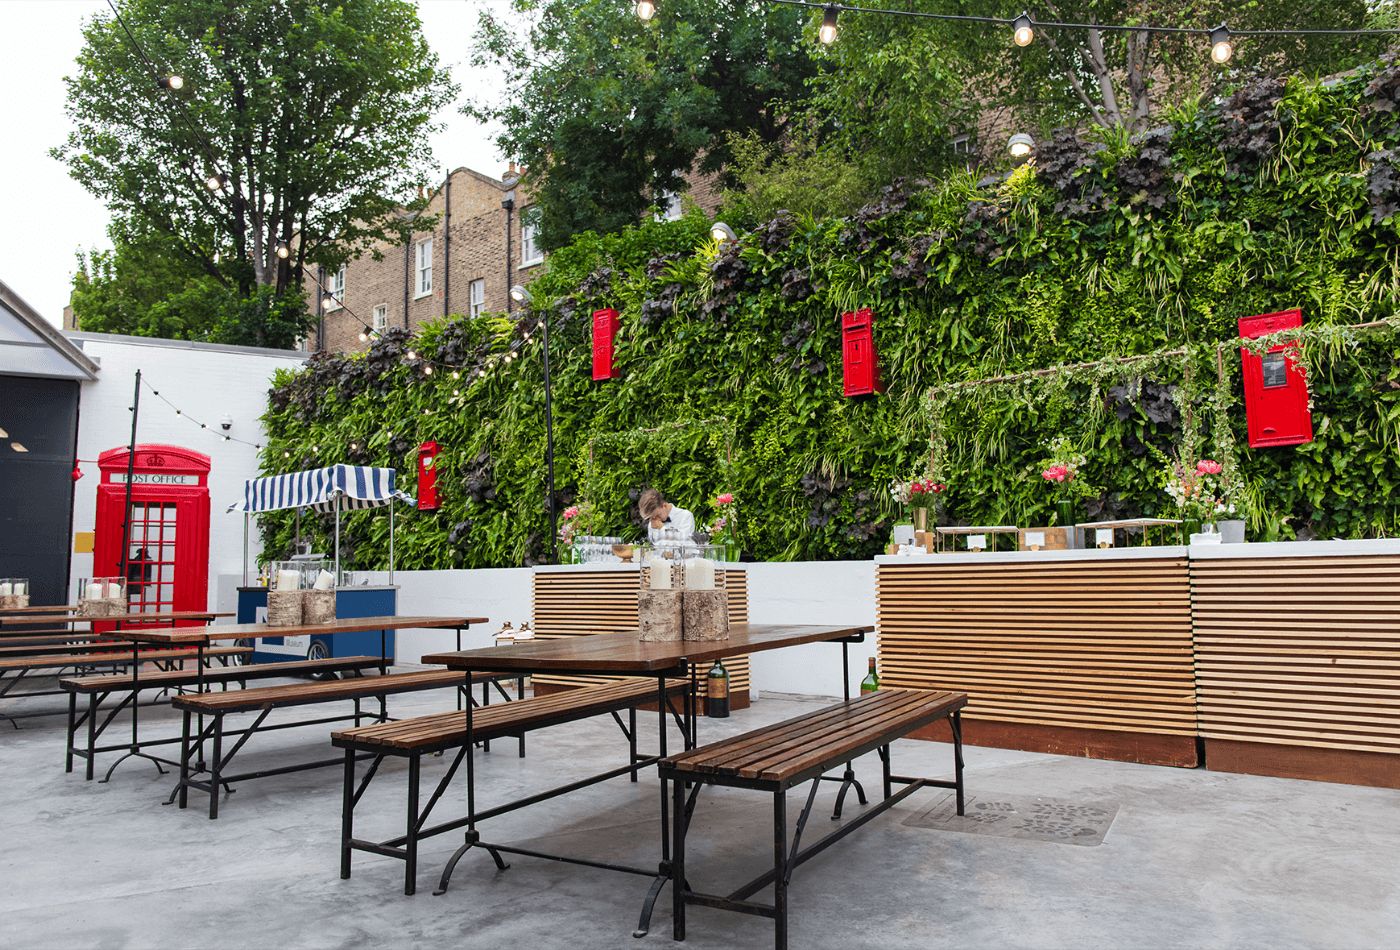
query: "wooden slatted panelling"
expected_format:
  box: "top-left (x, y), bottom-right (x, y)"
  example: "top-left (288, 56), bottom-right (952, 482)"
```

top-left (1192, 555), bottom-right (1400, 762)
top-left (876, 556), bottom-right (1196, 763)
top-left (531, 568), bottom-right (750, 706)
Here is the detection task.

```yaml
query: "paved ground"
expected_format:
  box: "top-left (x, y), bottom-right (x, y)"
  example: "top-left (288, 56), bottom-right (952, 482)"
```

top-left (1, 680), bottom-right (1397, 949)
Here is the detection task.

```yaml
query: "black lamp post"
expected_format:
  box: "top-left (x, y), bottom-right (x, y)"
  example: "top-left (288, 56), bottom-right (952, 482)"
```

top-left (512, 284), bottom-right (558, 563)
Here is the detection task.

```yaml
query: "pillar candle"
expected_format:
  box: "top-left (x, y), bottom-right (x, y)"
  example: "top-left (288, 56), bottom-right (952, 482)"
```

top-left (647, 556), bottom-right (672, 590)
top-left (313, 570), bottom-right (336, 591)
top-left (107, 581), bottom-right (124, 599)
top-left (277, 569), bottom-right (301, 591)
top-left (0, 582), bottom-right (11, 596)
top-left (684, 558), bottom-right (715, 591)
top-left (14, 581), bottom-right (26, 596)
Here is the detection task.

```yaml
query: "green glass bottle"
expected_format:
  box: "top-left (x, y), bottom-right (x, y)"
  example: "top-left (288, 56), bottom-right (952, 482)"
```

top-left (706, 660), bottom-right (730, 718)
top-left (860, 656), bottom-right (880, 694)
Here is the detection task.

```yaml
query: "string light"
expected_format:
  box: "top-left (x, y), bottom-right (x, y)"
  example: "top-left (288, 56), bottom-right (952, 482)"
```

top-left (276, 242), bottom-right (290, 259)
top-left (1012, 12), bottom-right (1034, 47)
top-left (204, 172), bottom-right (226, 192)
top-left (635, 0), bottom-right (656, 21)
top-left (157, 74), bottom-right (184, 90)
top-left (819, 6), bottom-right (839, 44)
top-left (139, 376), bottom-right (264, 451)
top-left (1210, 24), bottom-right (1233, 64)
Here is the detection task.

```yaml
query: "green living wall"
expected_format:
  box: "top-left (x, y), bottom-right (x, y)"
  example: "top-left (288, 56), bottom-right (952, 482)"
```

top-left (263, 63), bottom-right (1400, 569)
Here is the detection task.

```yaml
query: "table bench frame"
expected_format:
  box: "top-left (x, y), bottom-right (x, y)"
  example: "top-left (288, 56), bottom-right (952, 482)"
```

top-left (663, 693), bottom-right (967, 950)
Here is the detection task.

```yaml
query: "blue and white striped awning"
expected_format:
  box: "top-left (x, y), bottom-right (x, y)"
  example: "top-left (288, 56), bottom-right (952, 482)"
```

top-left (228, 465), bottom-right (414, 514)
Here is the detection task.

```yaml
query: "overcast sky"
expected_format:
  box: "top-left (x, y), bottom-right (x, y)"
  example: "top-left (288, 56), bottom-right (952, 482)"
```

top-left (0, 0), bottom-right (514, 325)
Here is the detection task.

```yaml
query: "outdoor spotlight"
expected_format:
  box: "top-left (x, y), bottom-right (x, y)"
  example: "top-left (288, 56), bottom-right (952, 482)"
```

top-left (1008, 133), bottom-right (1035, 159)
top-left (510, 284), bottom-right (531, 303)
top-left (275, 242), bottom-right (290, 259)
top-left (158, 74), bottom-right (184, 90)
top-left (1012, 13), bottom-right (1034, 47)
top-left (819, 6), bottom-right (839, 45)
top-left (710, 221), bottom-right (737, 243)
top-left (635, 0), bottom-right (656, 21)
top-left (219, 414), bottom-right (233, 431)
top-left (1209, 24), bottom-right (1233, 64)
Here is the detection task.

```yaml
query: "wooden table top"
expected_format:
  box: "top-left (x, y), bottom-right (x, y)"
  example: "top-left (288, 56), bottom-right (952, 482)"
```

top-left (0, 610), bottom-right (233, 626)
top-left (0, 604), bottom-right (82, 617)
top-left (422, 623), bottom-right (872, 674)
top-left (116, 615), bottom-right (487, 645)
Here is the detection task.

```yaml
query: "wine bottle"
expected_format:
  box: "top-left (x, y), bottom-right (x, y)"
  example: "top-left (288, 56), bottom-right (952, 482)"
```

top-left (706, 659), bottom-right (730, 718)
top-left (860, 656), bottom-right (879, 694)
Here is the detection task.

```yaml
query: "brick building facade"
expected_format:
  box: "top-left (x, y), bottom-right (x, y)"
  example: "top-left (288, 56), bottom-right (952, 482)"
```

top-left (314, 164), bottom-right (722, 354)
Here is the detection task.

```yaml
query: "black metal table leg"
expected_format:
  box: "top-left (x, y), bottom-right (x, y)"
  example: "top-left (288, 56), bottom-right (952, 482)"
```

top-left (773, 789), bottom-right (789, 950)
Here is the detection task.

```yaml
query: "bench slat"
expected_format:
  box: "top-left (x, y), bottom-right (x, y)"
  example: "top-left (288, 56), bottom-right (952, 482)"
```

top-left (662, 689), bottom-right (966, 785)
top-left (334, 677), bottom-right (686, 752)
top-left (0, 646), bottom-right (250, 672)
top-left (172, 669), bottom-right (490, 713)
top-left (59, 655), bottom-right (383, 693)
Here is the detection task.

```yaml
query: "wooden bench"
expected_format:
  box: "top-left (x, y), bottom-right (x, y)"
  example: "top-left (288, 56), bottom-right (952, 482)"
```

top-left (171, 668), bottom-right (517, 819)
top-left (333, 676), bottom-right (689, 895)
top-left (660, 689), bottom-right (968, 950)
top-left (0, 639), bottom-right (147, 657)
top-left (59, 655), bottom-right (384, 780)
top-left (0, 647), bottom-right (250, 728)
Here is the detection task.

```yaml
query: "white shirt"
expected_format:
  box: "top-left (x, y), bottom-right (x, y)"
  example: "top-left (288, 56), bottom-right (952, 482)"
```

top-left (647, 505), bottom-right (696, 545)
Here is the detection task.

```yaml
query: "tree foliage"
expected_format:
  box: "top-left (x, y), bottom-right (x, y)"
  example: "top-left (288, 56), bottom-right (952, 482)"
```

top-left (262, 62), bottom-right (1400, 570)
top-left (469, 0), bottom-right (815, 250)
top-left (55, 0), bottom-right (455, 299)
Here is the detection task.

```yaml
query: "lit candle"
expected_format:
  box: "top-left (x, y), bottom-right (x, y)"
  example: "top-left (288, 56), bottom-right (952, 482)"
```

top-left (14, 581), bottom-right (26, 596)
top-left (107, 581), bottom-right (124, 599)
top-left (0, 582), bottom-right (11, 596)
top-left (313, 570), bottom-right (336, 591)
top-left (647, 556), bottom-right (672, 590)
top-left (684, 557), bottom-right (715, 591)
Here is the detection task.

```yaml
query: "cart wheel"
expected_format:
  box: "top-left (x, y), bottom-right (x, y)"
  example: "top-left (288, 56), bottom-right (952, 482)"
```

top-left (307, 640), bottom-right (334, 679)
top-left (231, 639), bottom-right (254, 666)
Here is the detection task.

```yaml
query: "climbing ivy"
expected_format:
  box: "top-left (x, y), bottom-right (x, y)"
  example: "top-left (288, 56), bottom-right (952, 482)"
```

top-left (262, 61), bottom-right (1400, 568)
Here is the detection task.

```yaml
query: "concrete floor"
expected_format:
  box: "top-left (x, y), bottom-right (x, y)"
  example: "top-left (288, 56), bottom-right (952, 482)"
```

top-left (1, 682), bottom-right (1398, 950)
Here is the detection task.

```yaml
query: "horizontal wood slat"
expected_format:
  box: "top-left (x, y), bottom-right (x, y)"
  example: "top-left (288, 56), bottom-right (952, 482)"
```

top-left (531, 569), bottom-right (750, 699)
top-left (1191, 555), bottom-right (1400, 756)
top-left (877, 557), bottom-right (1195, 738)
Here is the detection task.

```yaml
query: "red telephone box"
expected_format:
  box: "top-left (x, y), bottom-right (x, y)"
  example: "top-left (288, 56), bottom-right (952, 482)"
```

top-left (1239, 309), bottom-right (1313, 448)
top-left (592, 308), bottom-right (619, 381)
top-left (842, 307), bottom-right (884, 397)
top-left (94, 444), bottom-right (210, 618)
top-left (417, 441), bottom-right (440, 510)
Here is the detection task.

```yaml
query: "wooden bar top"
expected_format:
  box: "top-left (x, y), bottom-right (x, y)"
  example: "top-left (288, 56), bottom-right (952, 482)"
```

top-left (1, 610), bottom-right (233, 626)
top-left (116, 615), bottom-right (487, 645)
top-left (422, 623), bottom-right (871, 674)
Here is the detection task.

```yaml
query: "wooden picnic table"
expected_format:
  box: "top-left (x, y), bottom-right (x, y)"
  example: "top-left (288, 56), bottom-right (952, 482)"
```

top-left (89, 615), bottom-right (490, 783)
top-left (422, 622), bottom-right (872, 938)
top-left (0, 610), bottom-right (232, 630)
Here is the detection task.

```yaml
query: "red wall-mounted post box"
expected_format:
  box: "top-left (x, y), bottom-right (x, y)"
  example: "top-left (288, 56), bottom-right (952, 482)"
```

top-left (592, 308), bottom-right (619, 381)
top-left (417, 441), bottom-right (440, 510)
top-left (841, 307), bottom-right (884, 397)
top-left (1238, 309), bottom-right (1313, 448)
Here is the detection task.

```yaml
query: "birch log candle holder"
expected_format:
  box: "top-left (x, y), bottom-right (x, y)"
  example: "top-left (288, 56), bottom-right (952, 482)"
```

top-left (681, 549), bottom-right (729, 641)
top-left (638, 552), bottom-right (683, 642)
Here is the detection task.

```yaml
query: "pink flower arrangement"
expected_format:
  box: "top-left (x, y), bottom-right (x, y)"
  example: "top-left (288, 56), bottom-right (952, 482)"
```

top-left (1195, 459), bottom-right (1223, 475)
top-left (1040, 464), bottom-right (1071, 483)
top-left (715, 493), bottom-right (734, 506)
top-left (708, 492), bottom-right (739, 544)
top-left (563, 505), bottom-right (581, 520)
top-left (559, 502), bottom-right (590, 544)
top-left (891, 477), bottom-right (946, 507)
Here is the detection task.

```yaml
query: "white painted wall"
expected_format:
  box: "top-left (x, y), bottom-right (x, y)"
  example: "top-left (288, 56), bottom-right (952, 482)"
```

top-left (215, 560), bottom-right (879, 701)
top-left (69, 333), bottom-right (305, 604)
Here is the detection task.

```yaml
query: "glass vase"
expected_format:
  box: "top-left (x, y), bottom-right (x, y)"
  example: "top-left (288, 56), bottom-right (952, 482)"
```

top-left (1055, 499), bottom-right (1075, 528)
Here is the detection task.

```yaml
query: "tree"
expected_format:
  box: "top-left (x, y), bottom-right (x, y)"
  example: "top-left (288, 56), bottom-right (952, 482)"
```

top-left (70, 219), bottom-right (313, 350)
top-left (470, 0), bottom-right (816, 250)
top-left (55, 0), bottom-right (455, 300)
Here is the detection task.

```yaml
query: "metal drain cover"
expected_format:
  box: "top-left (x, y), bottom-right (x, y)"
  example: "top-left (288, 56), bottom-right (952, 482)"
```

top-left (903, 794), bottom-right (1118, 847)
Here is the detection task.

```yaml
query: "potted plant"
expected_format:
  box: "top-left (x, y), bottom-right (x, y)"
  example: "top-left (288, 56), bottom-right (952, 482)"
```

top-left (890, 476), bottom-right (946, 533)
top-left (1039, 437), bottom-right (1088, 529)
top-left (706, 492), bottom-right (741, 562)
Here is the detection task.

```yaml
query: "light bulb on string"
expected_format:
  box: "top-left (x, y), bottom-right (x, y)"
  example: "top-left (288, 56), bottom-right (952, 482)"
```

top-left (1012, 13), bottom-right (1034, 47)
top-left (407, 349), bottom-right (418, 361)
top-left (358, 330), bottom-right (368, 343)
top-left (158, 74), bottom-right (184, 90)
top-left (451, 370), bottom-right (460, 379)
top-left (635, 0), bottom-right (656, 21)
top-left (204, 172), bottom-right (226, 192)
top-left (1209, 24), bottom-right (1233, 64)
top-left (423, 364), bottom-right (433, 375)
top-left (275, 242), bottom-right (290, 260)
top-left (819, 7), bottom-right (839, 45)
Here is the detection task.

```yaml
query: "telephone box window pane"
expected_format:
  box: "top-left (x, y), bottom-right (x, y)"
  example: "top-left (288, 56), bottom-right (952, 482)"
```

top-left (1262, 352), bottom-right (1288, 388)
